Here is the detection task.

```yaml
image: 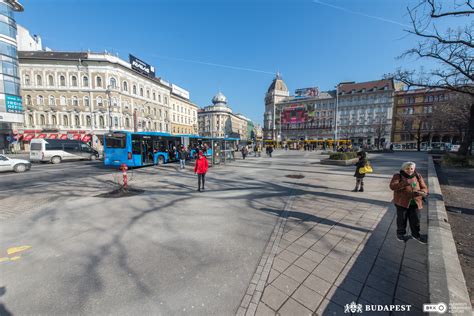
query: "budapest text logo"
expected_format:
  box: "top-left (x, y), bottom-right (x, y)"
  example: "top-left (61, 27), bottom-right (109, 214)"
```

top-left (344, 302), bottom-right (412, 313)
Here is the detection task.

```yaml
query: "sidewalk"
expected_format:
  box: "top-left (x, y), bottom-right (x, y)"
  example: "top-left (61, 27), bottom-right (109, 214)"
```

top-left (238, 154), bottom-right (429, 315)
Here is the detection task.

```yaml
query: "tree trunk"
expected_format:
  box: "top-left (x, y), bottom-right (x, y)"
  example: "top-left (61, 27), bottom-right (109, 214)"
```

top-left (458, 103), bottom-right (474, 156)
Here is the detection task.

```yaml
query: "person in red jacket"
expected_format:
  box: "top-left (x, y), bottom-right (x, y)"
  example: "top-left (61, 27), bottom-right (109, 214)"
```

top-left (194, 151), bottom-right (209, 192)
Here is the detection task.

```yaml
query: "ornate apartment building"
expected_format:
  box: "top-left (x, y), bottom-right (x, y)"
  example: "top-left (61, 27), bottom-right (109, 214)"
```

top-left (16, 51), bottom-right (198, 150)
top-left (198, 92), bottom-right (248, 140)
top-left (336, 79), bottom-right (396, 147)
top-left (170, 85), bottom-right (198, 135)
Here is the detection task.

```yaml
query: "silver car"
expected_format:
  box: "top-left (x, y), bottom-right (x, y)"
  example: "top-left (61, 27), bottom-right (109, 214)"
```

top-left (0, 154), bottom-right (31, 173)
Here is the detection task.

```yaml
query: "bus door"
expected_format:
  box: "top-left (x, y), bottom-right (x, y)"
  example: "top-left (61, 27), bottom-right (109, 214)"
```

top-left (142, 136), bottom-right (153, 165)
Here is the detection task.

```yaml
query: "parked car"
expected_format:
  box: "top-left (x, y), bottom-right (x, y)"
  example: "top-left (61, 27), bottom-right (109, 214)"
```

top-left (0, 154), bottom-right (31, 173)
top-left (30, 138), bottom-right (99, 164)
top-left (450, 144), bottom-right (460, 152)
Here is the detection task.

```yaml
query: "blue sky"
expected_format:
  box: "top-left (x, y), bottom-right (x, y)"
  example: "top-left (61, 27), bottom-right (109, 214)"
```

top-left (18, 0), bottom-right (428, 124)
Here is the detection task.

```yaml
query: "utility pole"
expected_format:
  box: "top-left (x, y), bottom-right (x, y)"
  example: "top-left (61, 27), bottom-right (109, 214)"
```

top-left (334, 84), bottom-right (339, 151)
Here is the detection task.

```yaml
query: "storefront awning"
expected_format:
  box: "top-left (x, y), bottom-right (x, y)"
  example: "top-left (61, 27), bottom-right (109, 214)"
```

top-left (37, 134), bottom-right (47, 139)
top-left (59, 134), bottom-right (68, 140)
top-left (82, 135), bottom-right (92, 142)
top-left (73, 134), bottom-right (81, 140)
top-left (48, 134), bottom-right (59, 139)
top-left (23, 134), bottom-right (35, 142)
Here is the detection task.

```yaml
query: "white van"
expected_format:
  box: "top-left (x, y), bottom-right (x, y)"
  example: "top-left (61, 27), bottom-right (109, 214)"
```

top-left (30, 138), bottom-right (99, 164)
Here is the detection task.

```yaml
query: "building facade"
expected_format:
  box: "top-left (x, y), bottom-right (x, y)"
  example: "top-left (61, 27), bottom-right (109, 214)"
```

top-left (170, 84), bottom-right (198, 135)
top-left (392, 88), bottom-right (461, 149)
top-left (198, 92), bottom-right (248, 140)
top-left (336, 79), bottom-right (395, 147)
top-left (17, 51), bottom-right (177, 150)
top-left (0, 0), bottom-right (23, 153)
top-left (263, 74), bottom-right (289, 140)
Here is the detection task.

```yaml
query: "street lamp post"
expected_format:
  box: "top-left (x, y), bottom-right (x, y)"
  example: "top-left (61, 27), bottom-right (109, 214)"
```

top-left (334, 84), bottom-right (339, 151)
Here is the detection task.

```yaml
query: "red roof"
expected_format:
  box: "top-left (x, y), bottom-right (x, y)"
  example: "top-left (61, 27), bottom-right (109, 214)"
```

top-left (339, 79), bottom-right (394, 94)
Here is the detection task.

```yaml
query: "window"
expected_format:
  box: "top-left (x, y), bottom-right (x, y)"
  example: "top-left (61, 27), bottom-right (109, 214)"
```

top-left (52, 115), bottom-right (57, 125)
top-left (109, 77), bottom-right (116, 88)
top-left (60, 75), bottom-right (66, 86)
top-left (86, 115), bottom-right (91, 127)
top-left (48, 95), bottom-right (55, 106)
top-left (146, 90), bottom-right (150, 98)
top-left (164, 96), bottom-right (168, 104)
top-left (63, 115), bottom-right (69, 126)
top-left (26, 95), bottom-right (32, 105)
top-left (133, 85), bottom-right (137, 94)
top-left (125, 117), bottom-right (130, 128)
top-left (72, 96), bottom-right (78, 106)
top-left (40, 114), bottom-right (46, 125)
top-left (36, 74), bottom-right (42, 86)
top-left (96, 76), bottom-right (102, 87)
top-left (48, 75), bottom-right (54, 86)
top-left (24, 74), bottom-right (30, 85)
top-left (112, 97), bottom-right (118, 107)
top-left (97, 96), bottom-right (103, 107)
top-left (37, 95), bottom-right (44, 105)
top-left (140, 87), bottom-right (143, 96)
top-left (123, 81), bottom-right (128, 92)
top-left (60, 96), bottom-right (66, 106)
top-left (83, 76), bottom-right (89, 87)
top-left (84, 96), bottom-right (90, 107)
top-left (99, 116), bottom-right (105, 127)
top-left (29, 114), bottom-right (33, 125)
top-left (153, 92), bottom-right (156, 100)
top-left (70, 75), bottom-right (77, 87)
top-left (75, 115), bottom-right (80, 126)
top-left (158, 94), bottom-right (161, 102)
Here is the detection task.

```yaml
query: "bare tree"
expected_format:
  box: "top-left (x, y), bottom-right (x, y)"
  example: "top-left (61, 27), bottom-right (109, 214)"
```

top-left (373, 114), bottom-right (389, 150)
top-left (397, 111), bottom-right (433, 151)
top-left (395, 0), bottom-right (474, 155)
top-left (431, 93), bottom-right (472, 141)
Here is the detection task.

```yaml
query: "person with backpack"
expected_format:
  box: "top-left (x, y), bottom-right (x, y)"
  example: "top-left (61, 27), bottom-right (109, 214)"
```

top-left (389, 161), bottom-right (429, 243)
top-left (194, 151), bottom-right (209, 192)
top-left (352, 151), bottom-right (368, 192)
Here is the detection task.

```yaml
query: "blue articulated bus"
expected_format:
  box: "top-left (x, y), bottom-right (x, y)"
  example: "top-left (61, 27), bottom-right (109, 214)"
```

top-left (104, 131), bottom-right (181, 167)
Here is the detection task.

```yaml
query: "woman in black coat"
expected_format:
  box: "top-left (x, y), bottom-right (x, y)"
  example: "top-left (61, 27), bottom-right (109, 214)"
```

top-left (352, 151), bottom-right (367, 192)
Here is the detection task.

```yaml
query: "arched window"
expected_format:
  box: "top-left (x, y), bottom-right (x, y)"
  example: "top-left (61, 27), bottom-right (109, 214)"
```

top-left (132, 85), bottom-right (137, 94)
top-left (60, 96), bottom-right (67, 106)
top-left (24, 74), bottom-right (30, 85)
top-left (96, 76), bottom-right (102, 87)
top-left (146, 90), bottom-right (150, 98)
top-left (154, 122), bottom-right (157, 130)
top-left (48, 75), bottom-right (54, 86)
top-left (26, 95), bottom-right (32, 105)
top-left (59, 75), bottom-right (66, 86)
top-left (71, 76), bottom-right (77, 87)
top-left (83, 76), bottom-right (89, 87)
top-left (37, 95), bottom-right (44, 105)
top-left (152, 92), bottom-right (156, 100)
top-left (86, 116), bottom-right (91, 127)
top-left (36, 75), bottom-right (42, 86)
top-left (84, 96), bottom-right (90, 107)
top-left (72, 96), bottom-right (78, 106)
top-left (140, 87), bottom-right (144, 97)
top-left (52, 115), bottom-right (57, 125)
top-left (29, 114), bottom-right (34, 126)
top-left (112, 97), bottom-right (118, 107)
top-left (123, 81), bottom-right (128, 92)
top-left (40, 115), bottom-right (46, 125)
top-left (109, 77), bottom-right (116, 88)
top-left (48, 95), bottom-right (55, 106)
top-left (164, 96), bottom-right (168, 104)
top-left (99, 116), bottom-right (105, 127)
top-left (158, 94), bottom-right (161, 103)
top-left (63, 115), bottom-right (69, 126)
top-left (147, 106), bottom-right (151, 114)
top-left (97, 97), bottom-right (103, 107)
top-left (75, 115), bottom-right (80, 126)
top-left (125, 117), bottom-right (130, 128)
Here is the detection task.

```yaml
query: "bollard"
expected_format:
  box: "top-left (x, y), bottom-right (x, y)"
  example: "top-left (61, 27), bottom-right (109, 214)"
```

top-left (120, 163), bottom-right (128, 189)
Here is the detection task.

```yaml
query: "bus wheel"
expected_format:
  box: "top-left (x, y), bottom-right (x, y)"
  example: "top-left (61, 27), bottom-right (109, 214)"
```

top-left (158, 156), bottom-right (165, 165)
top-left (51, 156), bottom-right (62, 164)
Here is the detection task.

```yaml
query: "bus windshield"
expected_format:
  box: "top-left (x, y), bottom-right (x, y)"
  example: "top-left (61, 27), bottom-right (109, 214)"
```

top-left (105, 133), bottom-right (126, 148)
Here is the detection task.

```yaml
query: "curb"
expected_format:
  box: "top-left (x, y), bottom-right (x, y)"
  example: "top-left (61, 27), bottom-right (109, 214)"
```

top-left (427, 156), bottom-right (472, 315)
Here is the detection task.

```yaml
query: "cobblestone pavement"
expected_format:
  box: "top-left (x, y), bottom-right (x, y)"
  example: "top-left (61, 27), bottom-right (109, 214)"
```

top-left (238, 151), bottom-right (430, 316)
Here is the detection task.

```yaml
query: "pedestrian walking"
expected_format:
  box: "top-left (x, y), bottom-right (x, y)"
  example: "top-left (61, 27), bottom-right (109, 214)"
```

top-left (194, 151), bottom-right (209, 192)
top-left (390, 162), bottom-right (429, 243)
top-left (241, 145), bottom-right (248, 159)
top-left (178, 146), bottom-right (186, 169)
top-left (267, 145), bottom-right (273, 158)
top-left (352, 151), bottom-right (368, 192)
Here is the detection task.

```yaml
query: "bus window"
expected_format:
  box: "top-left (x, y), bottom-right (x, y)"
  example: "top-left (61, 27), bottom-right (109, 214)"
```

top-left (105, 134), bottom-right (126, 148)
top-left (132, 139), bottom-right (142, 154)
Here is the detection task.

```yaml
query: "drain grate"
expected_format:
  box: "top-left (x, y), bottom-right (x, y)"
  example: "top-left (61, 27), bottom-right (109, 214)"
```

top-left (285, 174), bottom-right (305, 179)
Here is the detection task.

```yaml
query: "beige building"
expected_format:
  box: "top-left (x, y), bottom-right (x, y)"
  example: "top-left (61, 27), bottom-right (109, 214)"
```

top-left (16, 51), bottom-right (183, 149)
top-left (198, 92), bottom-right (248, 140)
top-left (170, 84), bottom-right (199, 135)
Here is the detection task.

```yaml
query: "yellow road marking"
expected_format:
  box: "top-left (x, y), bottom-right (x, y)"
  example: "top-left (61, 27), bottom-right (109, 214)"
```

top-left (0, 257), bottom-right (9, 263)
top-left (7, 246), bottom-right (31, 255)
top-left (9, 256), bottom-right (21, 261)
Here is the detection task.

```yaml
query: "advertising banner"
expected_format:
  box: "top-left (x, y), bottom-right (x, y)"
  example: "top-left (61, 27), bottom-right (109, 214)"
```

top-left (295, 87), bottom-right (319, 99)
top-left (6, 95), bottom-right (22, 113)
top-left (281, 104), bottom-right (307, 124)
top-left (129, 54), bottom-right (155, 78)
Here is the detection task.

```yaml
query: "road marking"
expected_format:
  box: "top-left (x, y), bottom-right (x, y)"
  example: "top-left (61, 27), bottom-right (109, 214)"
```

top-left (7, 245), bottom-right (31, 255)
top-left (10, 256), bottom-right (21, 261)
top-left (0, 257), bottom-right (9, 263)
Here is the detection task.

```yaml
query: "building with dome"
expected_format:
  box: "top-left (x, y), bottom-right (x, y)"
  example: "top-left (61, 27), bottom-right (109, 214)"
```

top-left (198, 92), bottom-right (249, 140)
